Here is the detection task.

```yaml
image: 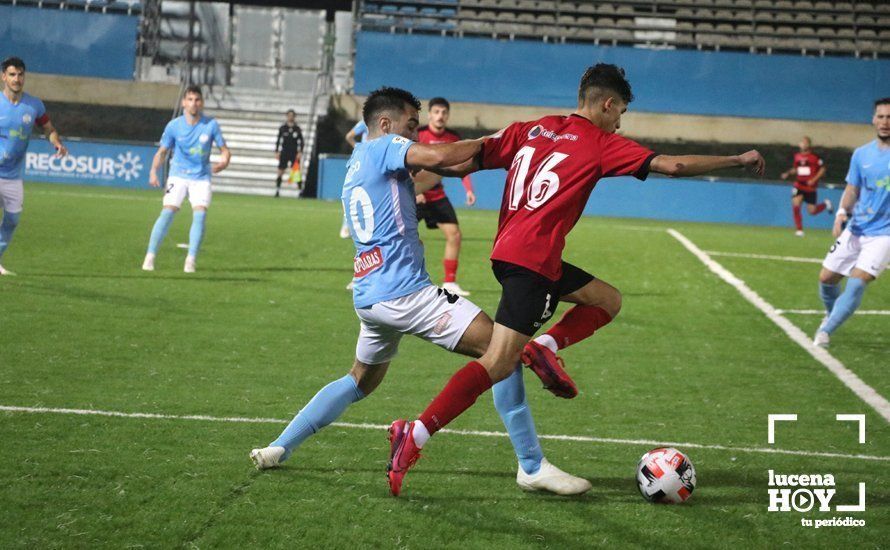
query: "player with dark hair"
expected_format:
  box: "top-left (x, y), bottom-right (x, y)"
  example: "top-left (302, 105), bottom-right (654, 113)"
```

top-left (415, 97), bottom-right (476, 296)
top-left (814, 98), bottom-right (890, 348)
top-left (386, 63), bottom-right (766, 496)
top-left (780, 136), bottom-right (832, 236)
top-left (274, 109), bottom-right (304, 197)
top-left (0, 56), bottom-right (68, 275)
top-left (251, 87), bottom-right (592, 496)
top-left (142, 85), bottom-right (231, 273)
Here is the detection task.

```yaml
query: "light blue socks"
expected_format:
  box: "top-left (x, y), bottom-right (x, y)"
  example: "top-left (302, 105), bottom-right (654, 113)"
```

top-left (0, 209), bottom-right (21, 259)
top-left (271, 374), bottom-right (366, 460)
top-left (188, 210), bottom-right (206, 257)
top-left (822, 277), bottom-right (867, 334)
top-left (819, 282), bottom-right (841, 314)
top-left (147, 209), bottom-right (175, 254)
top-left (493, 365), bottom-right (544, 475)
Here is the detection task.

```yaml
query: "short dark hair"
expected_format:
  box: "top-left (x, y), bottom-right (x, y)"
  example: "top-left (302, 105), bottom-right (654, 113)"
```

top-left (875, 97), bottom-right (890, 109)
top-left (428, 97), bottom-right (450, 111)
top-left (286, 109), bottom-right (296, 115)
top-left (578, 63), bottom-right (633, 105)
top-left (362, 87), bottom-right (421, 126)
top-left (184, 84), bottom-right (203, 98)
top-left (1, 56), bottom-right (25, 72)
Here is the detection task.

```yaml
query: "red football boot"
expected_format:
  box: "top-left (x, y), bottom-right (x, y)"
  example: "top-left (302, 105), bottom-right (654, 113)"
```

top-left (521, 341), bottom-right (578, 399)
top-left (387, 419), bottom-right (422, 496)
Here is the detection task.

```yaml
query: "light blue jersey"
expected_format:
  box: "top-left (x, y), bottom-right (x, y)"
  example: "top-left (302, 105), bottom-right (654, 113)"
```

top-left (351, 120), bottom-right (368, 143)
top-left (846, 140), bottom-right (890, 236)
top-left (0, 92), bottom-right (46, 180)
top-left (160, 115), bottom-right (226, 180)
top-left (343, 134), bottom-right (430, 308)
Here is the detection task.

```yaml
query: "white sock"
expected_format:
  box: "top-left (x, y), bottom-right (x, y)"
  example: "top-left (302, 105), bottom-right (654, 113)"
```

top-left (412, 420), bottom-right (430, 449)
top-left (534, 334), bottom-right (558, 354)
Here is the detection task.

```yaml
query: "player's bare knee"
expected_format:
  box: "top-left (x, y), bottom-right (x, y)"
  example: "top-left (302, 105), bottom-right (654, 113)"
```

top-left (350, 359), bottom-right (389, 396)
top-left (606, 287), bottom-right (623, 318)
top-left (819, 268), bottom-right (843, 285)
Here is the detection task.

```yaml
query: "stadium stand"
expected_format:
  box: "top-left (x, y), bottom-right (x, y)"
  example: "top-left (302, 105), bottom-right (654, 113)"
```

top-left (357, 0), bottom-right (890, 58)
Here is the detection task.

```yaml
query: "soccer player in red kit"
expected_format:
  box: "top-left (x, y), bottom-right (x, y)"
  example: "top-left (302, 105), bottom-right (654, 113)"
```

top-left (780, 136), bottom-right (832, 236)
top-left (416, 97), bottom-right (476, 296)
top-left (386, 64), bottom-right (766, 496)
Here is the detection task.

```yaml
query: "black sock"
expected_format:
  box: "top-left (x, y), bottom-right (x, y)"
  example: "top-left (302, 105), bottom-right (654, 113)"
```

top-left (276, 175), bottom-right (282, 188)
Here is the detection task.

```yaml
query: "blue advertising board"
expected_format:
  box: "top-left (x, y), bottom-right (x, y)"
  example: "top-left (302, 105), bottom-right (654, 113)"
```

top-left (25, 138), bottom-right (157, 189)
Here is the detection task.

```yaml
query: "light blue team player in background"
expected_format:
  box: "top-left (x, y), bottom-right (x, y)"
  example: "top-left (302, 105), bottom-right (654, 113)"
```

top-left (815, 97), bottom-right (890, 347)
top-left (142, 85), bottom-right (230, 273)
top-left (0, 56), bottom-right (68, 276)
top-left (340, 119), bottom-right (369, 240)
top-left (250, 87), bottom-right (590, 496)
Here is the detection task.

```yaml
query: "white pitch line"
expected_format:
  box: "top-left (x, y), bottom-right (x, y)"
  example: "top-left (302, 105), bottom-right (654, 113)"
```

top-left (704, 250), bottom-right (822, 264)
top-left (1, 405), bottom-right (888, 462)
top-left (669, 229), bottom-right (890, 423)
top-left (777, 309), bottom-right (890, 316)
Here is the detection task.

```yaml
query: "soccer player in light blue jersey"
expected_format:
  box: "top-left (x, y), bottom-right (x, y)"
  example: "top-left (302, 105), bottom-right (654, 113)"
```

top-left (142, 85), bottom-right (230, 273)
top-left (250, 87), bottom-right (590, 496)
top-left (815, 98), bottom-right (890, 347)
top-left (0, 56), bottom-right (68, 276)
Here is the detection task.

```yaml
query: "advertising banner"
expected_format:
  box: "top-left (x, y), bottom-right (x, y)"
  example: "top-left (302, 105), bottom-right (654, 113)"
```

top-left (25, 138), bottom-right (156, 189)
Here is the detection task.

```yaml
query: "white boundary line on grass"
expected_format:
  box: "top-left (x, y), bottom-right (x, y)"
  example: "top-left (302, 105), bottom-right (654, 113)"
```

top-left (777, 309), bottom-right (890, 316)
top-left (1, 404), bottom-right (888, 462)
top-left (668, 229), bottom-right (890, 423)
top-left (703, 250), bottom-right (823, 264)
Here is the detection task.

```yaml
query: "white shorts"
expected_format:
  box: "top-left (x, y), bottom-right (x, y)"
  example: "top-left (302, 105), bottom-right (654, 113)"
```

top-left (822, 228), bottom-right (890, 278)
top-left (162, 176), bottom-right (212, 209)
top-left (0, 178), bottom-right (24, 213)
top-left (355, 285), bottom-right (483, 365)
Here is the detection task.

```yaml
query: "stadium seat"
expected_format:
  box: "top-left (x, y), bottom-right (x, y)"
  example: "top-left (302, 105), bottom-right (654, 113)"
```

top-left (557, 14), bottom-right (575, 25)
top-left (498, 11), bottom-right (517, 21)
top-left (776, 25), bottom-right (794, 36)
top-left (836, 28), bottom-right (855, 38)
top-left (696, 8), bottom-right (714, 18)
top-left (537, 0), bottom-right (556, 11)
top-left (794, 0), bottom-right (814, 8)
top-left (816, 26), bottom-right (836, 38)
top-left (537, 13), bottom-right (556, 24)
top-left (794, 12), bottom-right (814, 23)
top-left (736, 23), bottom-right (753, 33)
top-left (516, 12), bottom-right (535, 23)
top-left (576, 15), bottom-right (594, 25)
top-left (516, 0), bottom-right (536, 10)
top-left (796, 26), bottom-right (816, 36)
top-left (576, 3), bottom-right (596, 14)
top-left (775, 0), bottom-right (793, 9)
top-left (835, 2), bottom-right (853, 11)
top-left (775, 12), bottom-right (794, 22)
top-left (813, 1), bottom-right (832, 10)
top-left (835, 14), bottom-right (854, 24)
top-left (813, 13), bottom-right (834, 24)
top-left (734, 0), bottom-right (753, 7)
top-left (597, 3), bottom-right (616, 15)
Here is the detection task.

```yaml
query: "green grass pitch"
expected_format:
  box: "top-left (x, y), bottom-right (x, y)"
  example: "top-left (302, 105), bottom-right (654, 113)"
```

top-left (1, 183), bottom-right (887, 548)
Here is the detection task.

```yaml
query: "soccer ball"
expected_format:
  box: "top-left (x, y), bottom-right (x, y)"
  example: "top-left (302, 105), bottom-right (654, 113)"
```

top-left (636, 447), bottom-right (697, 503)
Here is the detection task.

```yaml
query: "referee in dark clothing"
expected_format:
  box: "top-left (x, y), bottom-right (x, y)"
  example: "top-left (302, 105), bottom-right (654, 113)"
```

top-left (275, 109), bottom-right (304, 197)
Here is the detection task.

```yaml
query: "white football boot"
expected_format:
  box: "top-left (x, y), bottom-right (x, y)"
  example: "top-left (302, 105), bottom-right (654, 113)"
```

top-left (141, 253), bottom-right (156, 271)
top-left (0, 264), bottom-right (15, 276)
top-left (346, 280), bottom-right (354, 291)
top-left (442, 281), bottom-right (470, 297)
top-left (795, 230), bottom-right (805, 237)
top-left (184, 255), bottom-right (196, 273)
top-left (250, 446), bottom-right (286, 470)
top-left (813, 330), bottom-right (830, 348)
top-left (339, 224), bottom-right (350, 239)
top-left (516, 458), bottom-right (592, 496)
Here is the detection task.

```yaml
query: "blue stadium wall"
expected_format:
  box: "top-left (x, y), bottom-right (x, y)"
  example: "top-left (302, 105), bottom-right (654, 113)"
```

top-left (318, 155), bottom-right (842, 230)
top-left (0, 5), bottom-right (138, 80)
top-left (354, 31), bottom-right (890, 123)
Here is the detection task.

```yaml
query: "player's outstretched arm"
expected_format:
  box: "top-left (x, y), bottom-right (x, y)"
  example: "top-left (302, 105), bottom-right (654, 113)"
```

top-left (149, 146), bottom-right (169, 187)
top-left (833, 183), bottom-right (859, 238)
top-left (651, 150), bottom-right (765, 178)
top-left (405, 139), bottom-right (484, 174)
top-left (213, 145), bottom-right (231, 174)
top-left (41, 120), bottom-right (67, 158)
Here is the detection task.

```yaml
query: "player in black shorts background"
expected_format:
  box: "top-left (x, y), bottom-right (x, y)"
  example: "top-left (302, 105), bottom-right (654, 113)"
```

top-left (274, 109), bottom-right (304, 197)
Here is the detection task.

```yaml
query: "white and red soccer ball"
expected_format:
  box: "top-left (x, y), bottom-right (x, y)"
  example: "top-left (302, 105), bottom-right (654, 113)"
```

top-left (636, 447), bottom-right (697, 503)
